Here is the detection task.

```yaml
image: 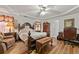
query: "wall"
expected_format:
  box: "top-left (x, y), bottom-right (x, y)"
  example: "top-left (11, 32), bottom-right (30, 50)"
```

top-left (58, 13), bottom-right (79, 33)
top-left (9, 13), bottom-right (79, 38)
top-left (15, 16), bottom-right (45, 32)
top-left (15, 16), bottom-right (59, 37)
top-left (1, 9), bottom-right (79, 38)
top-left (46, 19), bottom-right (59, 37)
top-left (48, 13), bottom-right (79, 38)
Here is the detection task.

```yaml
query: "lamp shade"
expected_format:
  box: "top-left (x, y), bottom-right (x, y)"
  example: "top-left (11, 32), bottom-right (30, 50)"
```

top-left (5, 16), bottom-right (9, 22)
top-left (5, 16), bottom-right (14, 22)
top-left (0, 15), bottom-right (5, 21)
top-left (6, 22), bottom-right (14, 26)
top-left (9, 16), bottom-right (14, 22)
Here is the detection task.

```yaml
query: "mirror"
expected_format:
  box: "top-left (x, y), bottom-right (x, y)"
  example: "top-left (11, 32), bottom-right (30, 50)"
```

top-left (64, 19), bottom-right (74, 28)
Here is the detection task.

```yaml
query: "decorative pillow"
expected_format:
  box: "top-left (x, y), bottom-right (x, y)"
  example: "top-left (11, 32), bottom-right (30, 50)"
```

top-left (19, 33), bottom-right (28, 42)
top-left (30, 28), bottom-right (35, 32)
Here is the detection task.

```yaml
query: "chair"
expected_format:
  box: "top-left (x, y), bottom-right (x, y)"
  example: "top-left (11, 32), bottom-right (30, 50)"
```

top-left (0, 42), bottom-right (7, 54)
top-left (57, 32), bottom-right (64, 40)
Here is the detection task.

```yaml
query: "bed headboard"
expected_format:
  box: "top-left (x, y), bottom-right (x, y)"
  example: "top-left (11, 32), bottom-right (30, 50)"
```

top-left (18, 22), bottom-right (33, 31)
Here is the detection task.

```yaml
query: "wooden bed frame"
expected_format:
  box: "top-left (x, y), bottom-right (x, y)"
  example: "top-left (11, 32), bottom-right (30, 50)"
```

top-left (18, 22), bottom-right (34, 52)
top-left (18, 22), bottom-right (50, 53)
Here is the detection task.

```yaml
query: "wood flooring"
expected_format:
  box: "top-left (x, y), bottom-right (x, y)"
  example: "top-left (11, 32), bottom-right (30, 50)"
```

top-left (4, 41), bottom-right (27, 54)
top-left (4, 38), bottom-right (79, 54)
top-left (49, 40), bottom-right (79, 54)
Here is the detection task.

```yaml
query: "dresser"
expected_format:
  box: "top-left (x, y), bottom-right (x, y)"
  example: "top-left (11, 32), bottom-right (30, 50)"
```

top-left (43, 21), bottom-right (50, 36)
top-left (64, 27), bottom-right (77, 40)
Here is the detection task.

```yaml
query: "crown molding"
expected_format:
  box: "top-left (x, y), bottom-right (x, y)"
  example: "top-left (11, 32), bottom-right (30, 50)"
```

top-left (47, 5), bottom-right (79, 19)
top-left (5, 5), bottom-right (79, 20)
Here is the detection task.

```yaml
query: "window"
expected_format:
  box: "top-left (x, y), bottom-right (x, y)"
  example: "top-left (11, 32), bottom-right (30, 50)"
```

top-left (34, 20), bottom-right (41, 32)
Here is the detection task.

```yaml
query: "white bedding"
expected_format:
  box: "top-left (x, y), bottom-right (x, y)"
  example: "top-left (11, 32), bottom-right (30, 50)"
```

top-left (30, 32), bottom-right (47, 39)
top-left (18, 28), bottom-right (47, 42)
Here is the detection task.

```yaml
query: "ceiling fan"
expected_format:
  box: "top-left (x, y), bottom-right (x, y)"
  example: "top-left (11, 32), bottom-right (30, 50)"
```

top-left (39, 5), bottom-right (48, 16)
top-left (19, 5), bottom-right (49, 19)
top-left (20, 5), bottom-right (48, 19)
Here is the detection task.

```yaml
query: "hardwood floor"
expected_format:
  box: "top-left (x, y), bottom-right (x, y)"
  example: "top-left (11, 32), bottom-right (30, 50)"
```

top-left (49, 39), bottom-right (79, 54)
top-left (4, 37), bottom-right (79, 54)
top-left (31, 38), bottom-right (79, 54)
top-left (4, 41), bottom-right (27, 54)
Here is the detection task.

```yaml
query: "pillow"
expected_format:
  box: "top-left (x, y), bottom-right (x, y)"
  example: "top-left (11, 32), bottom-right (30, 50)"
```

top-left (19, 28), bottom-right (27, 34)
top-left (25, 26), bottom-right (30, 32)
top-left (30, 28), bottom-right (35, 32)
top-left (19, 33), bottom-right (28, 42)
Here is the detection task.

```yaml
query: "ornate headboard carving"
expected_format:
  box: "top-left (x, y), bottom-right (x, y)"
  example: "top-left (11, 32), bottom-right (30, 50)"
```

top-left (19, 22), bottom-right (33, 31)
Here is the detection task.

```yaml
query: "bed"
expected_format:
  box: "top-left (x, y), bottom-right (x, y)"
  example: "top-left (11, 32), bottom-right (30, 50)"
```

top-left (18, 22), bottom-right (48, 53)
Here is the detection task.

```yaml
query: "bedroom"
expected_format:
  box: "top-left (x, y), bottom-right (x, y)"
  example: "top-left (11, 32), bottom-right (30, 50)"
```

top-left (0, 5), bottom-right (79, 54)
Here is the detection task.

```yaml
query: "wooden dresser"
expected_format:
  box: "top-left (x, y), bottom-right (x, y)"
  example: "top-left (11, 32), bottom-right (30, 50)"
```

top-left (64, 27), bottom-right (77, 40)
top-left (43, 21), bottom-right (50, 36)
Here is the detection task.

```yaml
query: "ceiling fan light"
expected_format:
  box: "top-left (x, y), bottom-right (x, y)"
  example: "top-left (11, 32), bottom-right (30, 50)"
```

top-left (40, 11), bottom-right (46, 16)
top-left (40, 7), bottom-right (43, 11)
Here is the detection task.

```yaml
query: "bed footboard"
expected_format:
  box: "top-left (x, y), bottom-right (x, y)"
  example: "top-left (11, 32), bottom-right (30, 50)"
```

top-left (27, 31), bottom-right (36, 53)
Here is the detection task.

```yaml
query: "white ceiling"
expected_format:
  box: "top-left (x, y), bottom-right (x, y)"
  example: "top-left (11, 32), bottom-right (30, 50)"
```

top-left (0, 5), bottom-right (79, 19)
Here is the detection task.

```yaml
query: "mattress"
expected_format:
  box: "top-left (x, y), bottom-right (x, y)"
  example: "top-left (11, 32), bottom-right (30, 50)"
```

top-left (19, 31), bottom-right (47, 42)
top-left (18, 27), bottom-right (47, 42)
top-left (31, 32), bottom-right (47, 39)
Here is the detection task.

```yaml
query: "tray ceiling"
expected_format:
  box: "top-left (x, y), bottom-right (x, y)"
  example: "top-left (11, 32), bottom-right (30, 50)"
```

top-left (0, 5), bottom-right (79, 19)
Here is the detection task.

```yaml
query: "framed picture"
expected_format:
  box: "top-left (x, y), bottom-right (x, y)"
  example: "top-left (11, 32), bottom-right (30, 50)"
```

top-left (64, 18), bottom-right (74, 28)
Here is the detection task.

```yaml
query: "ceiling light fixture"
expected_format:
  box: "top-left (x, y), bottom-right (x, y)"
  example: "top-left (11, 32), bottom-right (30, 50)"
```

top-left (40, 11), bottom-right (46, 16)
top-left (39, 5), bottom-right (47, 16)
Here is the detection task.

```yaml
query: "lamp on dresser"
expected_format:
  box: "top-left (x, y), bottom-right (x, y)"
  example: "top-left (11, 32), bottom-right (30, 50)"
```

top-left (5, 16), bottom-right (15, 32)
